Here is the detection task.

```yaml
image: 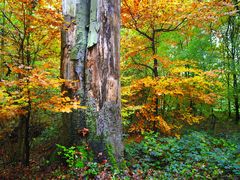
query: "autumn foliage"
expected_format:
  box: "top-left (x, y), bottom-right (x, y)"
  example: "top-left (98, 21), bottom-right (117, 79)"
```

top-left (0, 0), bottom-right (76, 130)
top-left (0, 0), bottom-right (81, 165)
top-left (122, 60), bottom-right (222, 134)
top-left (0, 64), bottom-right (81, 120)
top-left (0, 0), bottom-right (239, 178)
top-left (120, 0), bottom-right (232, 135)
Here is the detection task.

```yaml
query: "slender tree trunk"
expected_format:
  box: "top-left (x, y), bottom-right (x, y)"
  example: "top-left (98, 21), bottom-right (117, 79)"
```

top-left (18, 108), bottom-right (31, 166)
top-left (16, 70), bottom-right (31, 166)
top-left (224, 7), bottom-right (239, 124)
top-left (229, 15), bottom-right (239, 124)
top-left (0, 0), bottom-right (5, 79)
top-left (16, 3), bottom-right (34, 166)
top-left (61, 0), bottom-right (123, 162)
top-left (227, 73), bottom-right (231, 118)
top-left (17, 107), bottom-right (30, 166)
top-left (233, 74), bottom-right (239, 123)
top-left (151, 31), bottom-right (159, 130)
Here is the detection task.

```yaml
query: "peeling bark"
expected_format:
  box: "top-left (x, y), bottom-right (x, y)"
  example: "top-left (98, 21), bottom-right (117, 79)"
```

top-left (61, 0), bottom-right (123, 162)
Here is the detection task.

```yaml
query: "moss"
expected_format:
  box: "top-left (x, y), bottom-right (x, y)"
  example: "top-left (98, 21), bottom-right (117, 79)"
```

top-left (85, 103), bottom-right (120, 167)
top-left (105, 143), bottom-right (126, 170)
top-left (85, 104), bottom-right (97, 138)
top-left (85, 101), bottom-right (104, 146)
top-left (70, 45), bottom-right (79, 60)
top-left (106, 144), bottom-right (118, 170)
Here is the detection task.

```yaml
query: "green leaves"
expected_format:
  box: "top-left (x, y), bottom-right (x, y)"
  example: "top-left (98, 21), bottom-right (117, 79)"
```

top-left (56, 144), bottom-right (88, 169)
top-left (125, 131), bottom-right (240, 178)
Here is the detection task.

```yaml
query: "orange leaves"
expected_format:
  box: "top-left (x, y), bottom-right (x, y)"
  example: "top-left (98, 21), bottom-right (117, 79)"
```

top-left (1, 0), bottom-right (62, 64)
top-left (152, 55), bottom-right (172, 68)
top-left (122, 0), bottom-right (234, 45)
top-left (0, 65), bottom-right (84, 121)
top-left (120, 0), bottom-right (230, 136)
top-left (174, 109), bottom-right (204, 126)
top-left (127, 102), bottom-right (172, 134)
top-left (122, 0), bottom-right (187, 32)
top-left (39, 95), bottom-right (83, 113)
top-left (121, 59), bottom-right (222, 134)
top-left (155, 116), bottom-right (172, 135)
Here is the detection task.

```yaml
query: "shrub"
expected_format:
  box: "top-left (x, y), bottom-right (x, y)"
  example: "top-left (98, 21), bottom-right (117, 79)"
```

top-left (125, 131), bottom-right (240, 178)
top-left (56, 144), bottom-right (88, 168)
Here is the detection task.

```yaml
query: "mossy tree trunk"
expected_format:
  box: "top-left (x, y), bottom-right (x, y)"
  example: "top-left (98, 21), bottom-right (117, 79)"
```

top-left (61, 0), bottom-right (123, 162)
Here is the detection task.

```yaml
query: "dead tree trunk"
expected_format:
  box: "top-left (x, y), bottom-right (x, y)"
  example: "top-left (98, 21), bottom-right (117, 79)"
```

top-left (61, 0), bottom-right (123, 162)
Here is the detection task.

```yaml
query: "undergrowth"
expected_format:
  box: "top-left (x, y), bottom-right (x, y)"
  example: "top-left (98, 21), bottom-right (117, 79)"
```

top-left (125, 131), bottom-right (240, 179)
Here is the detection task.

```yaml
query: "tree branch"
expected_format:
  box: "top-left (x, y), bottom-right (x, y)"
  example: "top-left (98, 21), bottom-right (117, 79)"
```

top-left (130, 56), bottom-right (155, 73)
top-left (0, 10), bottom-right (23, 36)
top-left (122, 0), bottom-right (153, 41)
top-left (154, 17), bottom-right (187, 33)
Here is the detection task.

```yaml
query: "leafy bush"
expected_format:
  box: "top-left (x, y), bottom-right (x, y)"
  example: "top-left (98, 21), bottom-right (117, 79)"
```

top-left (125, 131), bottom-right (240, 178)
top-left (56, 144), bottom-right (104, 178)
top-left (56, 144), bottom-right (89, 168)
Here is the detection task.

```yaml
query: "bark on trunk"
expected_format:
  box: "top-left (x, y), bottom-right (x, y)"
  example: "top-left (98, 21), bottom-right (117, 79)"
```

top-left (224, 6), bottom-right (239, 124)
top-left (0, 0), bottom-right (5, 79)
top-left (233, 74), bottom-right (239, 124)
top-left (227, 73), bottom-right (231, 118)
top-left (61, 0), bottom-right (123, 162)
top-left (61, 0), bottom-right (89, 145)
top-left (16, 110), bottom-right (30, 166)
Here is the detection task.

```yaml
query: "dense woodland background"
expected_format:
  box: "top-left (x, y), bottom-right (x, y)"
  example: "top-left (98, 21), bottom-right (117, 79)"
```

top-left (0, 0), bottom-right (240, 179)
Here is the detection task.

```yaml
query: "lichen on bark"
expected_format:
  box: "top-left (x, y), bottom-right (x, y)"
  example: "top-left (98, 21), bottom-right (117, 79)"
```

top-left (61, 0), bottom-right (123, 163)
top-left (87, 0), bottom-right (99, 48)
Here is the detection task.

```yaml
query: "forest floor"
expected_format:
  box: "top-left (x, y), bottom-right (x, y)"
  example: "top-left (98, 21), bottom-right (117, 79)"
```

top-left (0, 117), bottom-right (239, 179)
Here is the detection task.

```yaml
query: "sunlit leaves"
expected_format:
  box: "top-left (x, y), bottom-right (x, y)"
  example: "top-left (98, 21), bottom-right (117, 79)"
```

top-left (0, 0), bottom-right (69, 122)
top-left (122, 0), bottom-right (232, 34)
top-left (122, 59), bottom-right (222, 134)
top-left (0, 0), bottom-right (62, 66)
top-left (120, 0), bottom-right (233, 135)
top-left (0, 65), bottom-right (83, 121)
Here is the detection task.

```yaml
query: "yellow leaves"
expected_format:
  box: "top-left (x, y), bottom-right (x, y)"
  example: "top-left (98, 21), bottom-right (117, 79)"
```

top-left (0, 64), bottom-right (86, 120)
top-left (123, 0), bottom-right (191, 31)
top-left (170, 67), bottom-right (201, 76)
top-left (36, 81), bottom-right (87, 112)
top-left (155, 116), bottom-right (172, 134)
top-left (2, 0), bottom-right (62, 66)
top-left (121, 0), bottom-right (230, 136)
top-left (121, 58), bottom-right (222, 135)
top-left (0, 86), bottom-right (27, 121)
top-left (58, 106), bottom-right (73, 113)
top-left (177, 109), bottom-right (204, 125)
top-left (121, 0), bottom-right (233, 57)
top-left (37, 95), bottom-right (84, 113)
